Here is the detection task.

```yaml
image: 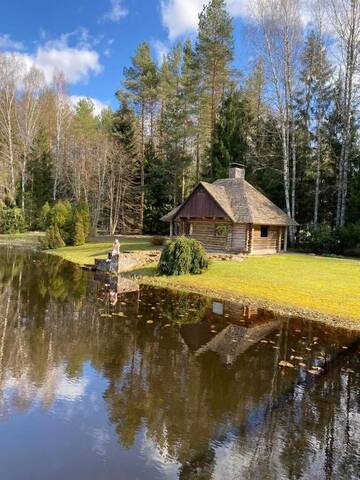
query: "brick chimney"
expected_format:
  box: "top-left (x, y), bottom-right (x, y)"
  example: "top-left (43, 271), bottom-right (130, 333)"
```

top-left (229, 163), bottom-right (245, 179)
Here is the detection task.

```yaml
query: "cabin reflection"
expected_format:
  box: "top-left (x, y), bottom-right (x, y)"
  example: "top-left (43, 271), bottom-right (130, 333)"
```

top-left (181, 300), bottom-right (282, 364)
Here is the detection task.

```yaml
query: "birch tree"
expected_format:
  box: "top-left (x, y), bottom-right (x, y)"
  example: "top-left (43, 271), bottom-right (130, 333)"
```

top-left (0, 54), bottom-right (20, 201)
top-left (16, 66), bottom-right (44, 212)
top-left (51, 72), bottom-right (71, 201)
top-left (328, 0), bottom-right (360, 226)
top-left (254, 0), bottom-right (302, 241)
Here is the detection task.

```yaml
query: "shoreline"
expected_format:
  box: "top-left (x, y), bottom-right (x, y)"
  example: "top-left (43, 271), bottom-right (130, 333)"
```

top-left (1, 240), bottom-right (359, 332)
top-left (136, 275), bottom-right (360, 332)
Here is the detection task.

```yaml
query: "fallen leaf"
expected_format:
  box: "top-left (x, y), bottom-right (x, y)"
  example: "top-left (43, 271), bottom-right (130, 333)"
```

top-left (147, 320), bottom-right (154, 324)
top-left (279, 360), bottom-right (294, 368)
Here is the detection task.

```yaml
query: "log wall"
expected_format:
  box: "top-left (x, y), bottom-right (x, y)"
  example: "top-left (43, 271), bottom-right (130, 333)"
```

top-left (250, 226), bottom-right (281, 253)
top-left (230, 224), bottom-right (248, 252)
top-left (191, 221), bottom-right (231, 252)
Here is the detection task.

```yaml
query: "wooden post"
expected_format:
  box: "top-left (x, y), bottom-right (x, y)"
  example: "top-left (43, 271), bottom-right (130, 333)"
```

top-left (284, 227), bottom-right (288, 252)
top-left (170, 222), bottom-right (173, 239)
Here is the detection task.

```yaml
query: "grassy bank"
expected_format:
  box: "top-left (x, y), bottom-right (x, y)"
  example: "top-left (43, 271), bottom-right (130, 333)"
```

top-left (17, 236), bottom-right (360, 324)
top-left (48, 236), bottom-right (159, 265)
top-left (136, 254), bottom-right (360, 323)
top-left (0, 231), bottom-right (44, 246)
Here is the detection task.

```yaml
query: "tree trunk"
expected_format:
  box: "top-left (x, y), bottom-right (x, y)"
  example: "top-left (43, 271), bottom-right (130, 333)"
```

top-left (139, 103), bottom-right (145, 232)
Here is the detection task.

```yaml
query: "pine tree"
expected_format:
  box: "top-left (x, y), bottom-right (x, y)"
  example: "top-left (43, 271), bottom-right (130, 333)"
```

top-left (120, 43), bottom-right (159, 231)
top-left (196, 0), bottom-right (234, 175)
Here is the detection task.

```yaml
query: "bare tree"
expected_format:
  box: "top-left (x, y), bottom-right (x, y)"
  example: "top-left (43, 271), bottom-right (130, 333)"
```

top-left (328, 0), bottom-right (360, 226)
top-left (51, 72), bottom-right (71, 201)
top-left (16, 66), bottom-right (45, 212)
top-left (253, 0), bottom-right (302, 242)
top-left (0, 54), bottom-right (21, 201)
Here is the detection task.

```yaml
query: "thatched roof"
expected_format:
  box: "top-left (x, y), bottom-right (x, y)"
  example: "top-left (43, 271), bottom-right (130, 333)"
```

top-left (161, 176), bottom-right (297, 226)
top-left (194, 321), bottom-right (282, 365)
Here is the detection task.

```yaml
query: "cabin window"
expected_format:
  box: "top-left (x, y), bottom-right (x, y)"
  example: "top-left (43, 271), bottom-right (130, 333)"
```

top-left (215, 224), bottom-right (228, 238)
top-left (260, 226), bottom-right (269, 238)
top-left (184, 223), bottom-right (193, 236)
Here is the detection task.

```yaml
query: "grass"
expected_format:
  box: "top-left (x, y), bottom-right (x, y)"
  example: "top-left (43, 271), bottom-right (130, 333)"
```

top-left (137, 254), bottom-right (360, 322)
top-left (4, 233), bottom-right (358, 323)
top-left (0, 231), bottom-right (44, 246)
top-left (48, 236), bottom-right (159, 265)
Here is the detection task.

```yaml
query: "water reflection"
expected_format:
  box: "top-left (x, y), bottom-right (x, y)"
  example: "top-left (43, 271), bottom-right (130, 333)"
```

top-left (0, 247), bottom-right (359, 480)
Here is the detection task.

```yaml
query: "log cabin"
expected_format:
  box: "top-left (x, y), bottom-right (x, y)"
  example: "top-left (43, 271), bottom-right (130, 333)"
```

top-left (161, 164), bottom-right (297, 255)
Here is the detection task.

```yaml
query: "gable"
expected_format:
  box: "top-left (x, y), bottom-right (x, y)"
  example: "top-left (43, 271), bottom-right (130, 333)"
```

top-left (174, 184), bottom-right (230, 220)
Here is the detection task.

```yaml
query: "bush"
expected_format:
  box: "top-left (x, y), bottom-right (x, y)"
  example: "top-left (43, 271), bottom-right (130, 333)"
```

top-left (0, 202), bottom-right (26, 234)
top-left (40, 200), bottom-right (90, 246)
top-left (74, 201), bottom-right (90, 239)
top-left (338, 221), bottom-right (360, 252)
top-left (72, 212), bottom-right (86, 246)
top-left (41, 225), bottom-right (65, 249)
top-left (151, 235), bottom-right (167, 246)
top-left (158, 236), bottom-right (209, 276)
top-left (298, 222), bottom-right (360, 256)
top-left (39, 202), bottom-right (51, 230)
top-left (298, 224), bottom-right (341, 255)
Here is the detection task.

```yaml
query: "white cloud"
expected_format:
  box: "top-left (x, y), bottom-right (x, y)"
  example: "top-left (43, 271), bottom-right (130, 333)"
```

top-left (0, 33), bottom-right (24, 51)
top-left (161, 0), bottom-right (205, 41)
top-left (103, 0), bottom-right (128, 22)
top-left (1, 30), bottom-right (103, 85)
top-left (152, 39), bottom-right (169, 65)
top-left (70, 95), bottom-right (110, 116)
top-left (160, 0), bottom-right (312, 40)
top-left (9, 35), bottom-right (102, 85)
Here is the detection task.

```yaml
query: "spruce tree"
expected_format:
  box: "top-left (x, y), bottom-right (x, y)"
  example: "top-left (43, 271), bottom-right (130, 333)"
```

top-left (208, 90), bottom-right (251, 181)
top-left (297, 31), bottom-right (334, 226)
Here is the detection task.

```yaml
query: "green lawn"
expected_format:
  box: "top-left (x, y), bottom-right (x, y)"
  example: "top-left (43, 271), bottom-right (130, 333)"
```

top-left (139, 254), bottom-right (360, 322)
top-left (10, 234), bottom-right (359, 323)
top-left (48, 236), bottom-right (158, 265)
top-left (0, 231), bottom-right (44, 246)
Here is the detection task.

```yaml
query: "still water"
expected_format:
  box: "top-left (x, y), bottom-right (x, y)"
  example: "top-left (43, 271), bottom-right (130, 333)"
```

top-left (0, 247), bottom-right (359, 480)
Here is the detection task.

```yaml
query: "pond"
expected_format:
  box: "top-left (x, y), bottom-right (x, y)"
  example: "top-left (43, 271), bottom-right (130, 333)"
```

top-left (0, 247), bottom-right (359, 480)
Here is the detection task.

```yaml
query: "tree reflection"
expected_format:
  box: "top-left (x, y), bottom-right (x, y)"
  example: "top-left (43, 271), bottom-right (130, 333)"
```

top-left (0, 247), bottom-right (358, 479)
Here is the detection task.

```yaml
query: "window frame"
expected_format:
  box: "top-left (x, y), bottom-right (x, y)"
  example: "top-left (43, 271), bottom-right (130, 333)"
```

top-left (260, 226), bottom-right (269, 238)
top-left (215, 224), bottom-right (229, 238)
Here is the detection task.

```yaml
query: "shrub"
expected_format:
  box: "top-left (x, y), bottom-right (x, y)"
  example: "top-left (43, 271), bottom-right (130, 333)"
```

top-left (39, 202), bottom-right (51, 230)
top-left (338, 221), bottom-right (360, 252)
top-left (72, 212), bottom-right (86, 246)
top-left (158, 236), bottom-right (209, 276)
top-left (298, 222), bottom-right (360, 256)
top-left (41, 225), bottom-right (65, 249)
top-left (74, 201), bottom-right (90, 239)
top-left (0, 202), bottom-right (26, 234)
top-left (151, 235), bottom-right (167, 246)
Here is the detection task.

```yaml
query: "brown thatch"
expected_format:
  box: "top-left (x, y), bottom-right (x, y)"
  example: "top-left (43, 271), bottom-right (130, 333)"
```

top-left (161, 176), bottom-right (297, 227)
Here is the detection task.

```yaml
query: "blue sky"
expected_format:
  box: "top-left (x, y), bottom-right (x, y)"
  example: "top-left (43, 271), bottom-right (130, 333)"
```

top-left (0, 0), bottom-right (258, 113)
